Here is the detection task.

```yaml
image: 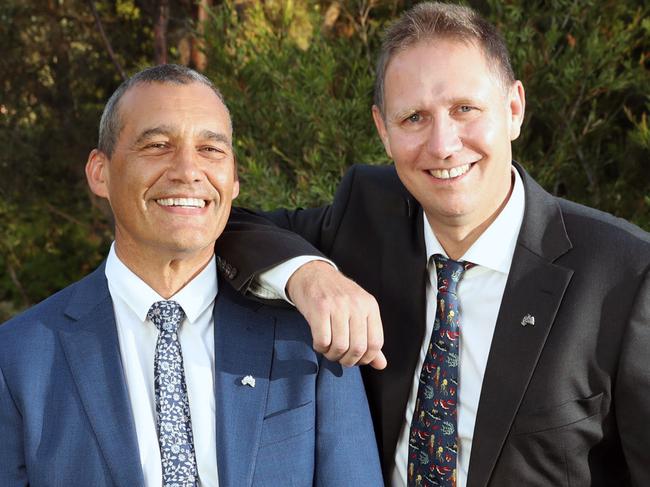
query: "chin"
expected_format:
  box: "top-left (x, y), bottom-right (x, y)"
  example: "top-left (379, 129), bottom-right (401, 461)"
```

top-left (159, 238), bottom-right (215, 255)
top-left (426, 199), bottom-right (472, 218)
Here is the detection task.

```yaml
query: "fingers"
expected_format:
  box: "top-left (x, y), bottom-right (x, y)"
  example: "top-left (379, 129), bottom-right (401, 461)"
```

top-left (306, 307), bottom-right (333, 355)
top-left (322, 308), bottom-right (386, 368)
top-left (288, 261), bottom-right (387, 368)
top-left (369, 351), bottom-right (388, 370)
top-left (357, 303), bottom-right (385, 369)
top-left (336, 311), bottom-right (366, 367)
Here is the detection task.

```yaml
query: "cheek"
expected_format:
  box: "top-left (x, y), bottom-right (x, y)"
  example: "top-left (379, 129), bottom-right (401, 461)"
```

top-left (389, 131), bottom-right (425, 166)
top-left (463, 115), bottom-right (511, 163)
top-left (208, 166), bottom-right (237, 196)
top-left (465, 117), bottom-right (499, 147)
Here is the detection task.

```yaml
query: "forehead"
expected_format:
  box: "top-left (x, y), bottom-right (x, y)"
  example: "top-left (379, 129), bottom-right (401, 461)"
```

top-left (116, 81), bottom-right (232, 138)
top-left (383, 39), bottom-right (502, 106)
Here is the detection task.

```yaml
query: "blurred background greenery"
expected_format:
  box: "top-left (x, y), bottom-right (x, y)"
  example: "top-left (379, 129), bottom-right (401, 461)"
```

top-left (1, 0), bottom-right (648, 320)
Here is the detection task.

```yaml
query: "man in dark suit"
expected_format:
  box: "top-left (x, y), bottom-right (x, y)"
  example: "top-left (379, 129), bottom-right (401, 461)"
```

top-left (0, 64), bottom-right (382, 487)
top-left (217, 3), bottom-right (650, 486)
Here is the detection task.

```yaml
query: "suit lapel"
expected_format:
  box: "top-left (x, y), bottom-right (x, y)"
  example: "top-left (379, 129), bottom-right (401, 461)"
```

top-left (58, 265), bottom-right (144, 487)
top-left (213, 283), bottom-right (275, 487)
top-left (466, 165), bottom-right (574, 487)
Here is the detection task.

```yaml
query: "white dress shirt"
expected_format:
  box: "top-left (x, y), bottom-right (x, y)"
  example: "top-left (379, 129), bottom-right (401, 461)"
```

top-left (105, 245), bottom-right (219, 487)
top-left (391, 169), bottom-right (525, 487)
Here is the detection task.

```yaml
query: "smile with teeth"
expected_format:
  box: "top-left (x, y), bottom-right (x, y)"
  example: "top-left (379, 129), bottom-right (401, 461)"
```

top-left (428, 163), bottom-right (472, 180)
top-left (156, 197), bottom-right (206, 208)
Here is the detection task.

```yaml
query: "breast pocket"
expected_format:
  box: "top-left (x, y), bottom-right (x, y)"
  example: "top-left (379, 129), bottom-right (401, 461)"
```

top-left (513, 392), bottom-right (604, 435)
top-left (260, 400), bottom-right (315, 446)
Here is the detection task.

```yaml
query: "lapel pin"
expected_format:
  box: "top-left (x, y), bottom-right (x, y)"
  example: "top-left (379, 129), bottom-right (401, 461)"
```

top-left (241, 375), bottom-right (256, 387)
top-left (521, 314), bottom-right (536, 327)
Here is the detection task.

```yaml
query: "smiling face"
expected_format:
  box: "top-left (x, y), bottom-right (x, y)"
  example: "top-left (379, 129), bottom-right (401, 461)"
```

top-left (373, 38), bottom-right (525, 238)
top-left (86, 81), bottom-right (239, 266)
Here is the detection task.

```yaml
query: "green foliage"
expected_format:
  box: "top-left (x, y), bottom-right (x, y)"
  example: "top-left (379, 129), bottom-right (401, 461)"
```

top-left (493, 0), bottom-right (650, 229)
top-left (1, 0), bottom-right (648, 319)
top-left (0, 0), bottom-right (152, 318)
top-left (203, 0), bottom-right (388, 209)
top-left (201, 0), bottom-right (649, 225)
top-left (0, 198), bottom-right (111, 321)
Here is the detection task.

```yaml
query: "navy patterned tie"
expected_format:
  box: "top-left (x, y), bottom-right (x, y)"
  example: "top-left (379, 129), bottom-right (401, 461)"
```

top-left (408, 254), bottom-right (473, 487)
top-left (148, 300), bottom-right (198, 487)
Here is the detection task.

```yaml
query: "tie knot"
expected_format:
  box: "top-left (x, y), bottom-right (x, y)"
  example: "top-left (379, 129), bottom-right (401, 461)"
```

top-left (433, 254), bottom-right (474, 295)
top-left (147, 300), bottom-right (185, 333)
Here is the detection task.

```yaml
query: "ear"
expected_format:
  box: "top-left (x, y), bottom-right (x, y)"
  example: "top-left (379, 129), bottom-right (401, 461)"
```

top-left (231, 154), bottom-right (240, 200)
top-left (85, 149), bottom-right (110, 199)
top-left (372, 105), bottom-right (393, 159)
top-left (508, 81), bottom-right (526, 141)
top-left (231, 180), bottom-right (240, 200)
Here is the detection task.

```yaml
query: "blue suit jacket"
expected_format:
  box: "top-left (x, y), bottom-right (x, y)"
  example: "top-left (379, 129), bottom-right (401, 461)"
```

top-left (0, 263), bottom-right (382, 487)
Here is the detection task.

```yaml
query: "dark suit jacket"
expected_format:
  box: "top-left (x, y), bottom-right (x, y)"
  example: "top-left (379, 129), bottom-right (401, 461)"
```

top-left (0, 262), bottom-right (382, 486)
top-left (218, 163), bottom-right (650, 486)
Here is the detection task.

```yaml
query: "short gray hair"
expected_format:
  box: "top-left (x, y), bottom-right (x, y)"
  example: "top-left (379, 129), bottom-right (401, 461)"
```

top-left (98, 64), bottom-right (229, 157)
top-left (374, 2), bottom-right (515, 116)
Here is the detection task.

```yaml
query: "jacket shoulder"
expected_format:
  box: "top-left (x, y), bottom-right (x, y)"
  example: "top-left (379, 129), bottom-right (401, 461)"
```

top-left (346, 163), bottom-right (405, 193)
top-left (1, 283), bottom-right (74, 333)
top-left (219, 278), bottom-right (313, 345)
top-left (558, 198), bottom-right (650, 255)
top-left (341, 164), bottom-right (416, 217)
top-left (0, 268), bottom-right (105, 352)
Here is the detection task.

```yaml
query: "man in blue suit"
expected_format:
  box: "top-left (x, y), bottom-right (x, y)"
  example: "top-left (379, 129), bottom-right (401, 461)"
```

top-left (0, 64), bottom-right (382, 487)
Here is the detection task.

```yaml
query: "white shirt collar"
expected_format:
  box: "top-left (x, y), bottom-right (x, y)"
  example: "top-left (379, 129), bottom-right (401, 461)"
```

top-left (424, 166), bottom-right (526, 273)
top-left (105, 243), bottom-right (218, 324)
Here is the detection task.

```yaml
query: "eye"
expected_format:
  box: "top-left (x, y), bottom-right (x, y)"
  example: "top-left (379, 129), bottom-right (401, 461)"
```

top-left (144, 142), bottom-right (169, 150)
top-left (458, 105), bottom-right (475, 113)
top-left (200, 145), bottom-right (226, 155)
top-left (405, 113), bottom-right (421, 123)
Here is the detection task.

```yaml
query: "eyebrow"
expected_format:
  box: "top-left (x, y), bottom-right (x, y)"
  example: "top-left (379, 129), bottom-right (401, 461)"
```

top-left (134, 126), bottom-right (173, 146)
top-left (199, 130), bottom-right (231, 145)
top-left (134, 126), bottom-right (231, 146)
top-left (393, 108), bottom-right (418, 120)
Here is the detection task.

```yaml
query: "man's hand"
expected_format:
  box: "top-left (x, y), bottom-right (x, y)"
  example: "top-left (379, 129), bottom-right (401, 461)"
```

top-left (287, 261), bottom-right (387, 369)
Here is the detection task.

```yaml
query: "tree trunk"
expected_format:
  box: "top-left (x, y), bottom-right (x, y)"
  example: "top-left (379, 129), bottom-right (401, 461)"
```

top-left (153, 0), bottom-right (170, 65)
top-left (191, 0), bottom-right (213, 71)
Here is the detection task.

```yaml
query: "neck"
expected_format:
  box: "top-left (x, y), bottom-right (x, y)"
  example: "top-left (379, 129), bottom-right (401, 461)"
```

top-left (430, 222), bottom-right (487, 261)
top-left (428, 180), bottom-right (514, 261)
top-left (114, 242), bottom-right (213, 299)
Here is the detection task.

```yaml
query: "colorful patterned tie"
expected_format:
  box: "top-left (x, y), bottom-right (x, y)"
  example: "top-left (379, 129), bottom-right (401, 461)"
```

top-left (408, 254), bottom-right (474, 487)
top-left (148, 300), bottom-right (198, 487)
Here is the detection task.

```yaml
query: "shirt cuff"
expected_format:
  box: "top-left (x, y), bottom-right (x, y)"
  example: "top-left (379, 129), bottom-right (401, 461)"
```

top-left (250, 256), bottom-right (337, 305)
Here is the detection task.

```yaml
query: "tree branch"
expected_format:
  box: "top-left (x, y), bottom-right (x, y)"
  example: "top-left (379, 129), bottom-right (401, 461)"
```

top-left (87, 0), bottom-right (127, 80)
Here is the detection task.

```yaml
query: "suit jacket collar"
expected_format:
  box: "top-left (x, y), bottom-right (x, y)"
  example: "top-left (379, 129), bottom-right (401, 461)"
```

top-left (466, 162), bottom-right (574, 487)
top-left (59, 263), bottom-right (145, 487)
top-left (59, 264), bottom-right (277, 487)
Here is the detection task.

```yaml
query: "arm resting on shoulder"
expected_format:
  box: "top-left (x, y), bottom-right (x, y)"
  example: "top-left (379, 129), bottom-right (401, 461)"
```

top-left (219, 164), bottom-right (362, 289)
top-left (220, 167), bottom-right (386, 368)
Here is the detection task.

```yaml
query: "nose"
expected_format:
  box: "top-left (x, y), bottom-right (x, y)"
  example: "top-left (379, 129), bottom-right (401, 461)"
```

top-left (426, 117), bottom-right (462, 160)
top-left (166, 145), bottom-right (203, 183)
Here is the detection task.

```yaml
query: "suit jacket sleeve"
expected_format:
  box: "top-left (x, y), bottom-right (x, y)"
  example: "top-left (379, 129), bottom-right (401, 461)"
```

top-left (218, 165), bottom-right (359, 291)
top-left (615, 267), bottom-right (650, 486)
top-left (0, 364), bottom-right (28, 486)
top-left (314, 359), bottom-right (383, 485)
